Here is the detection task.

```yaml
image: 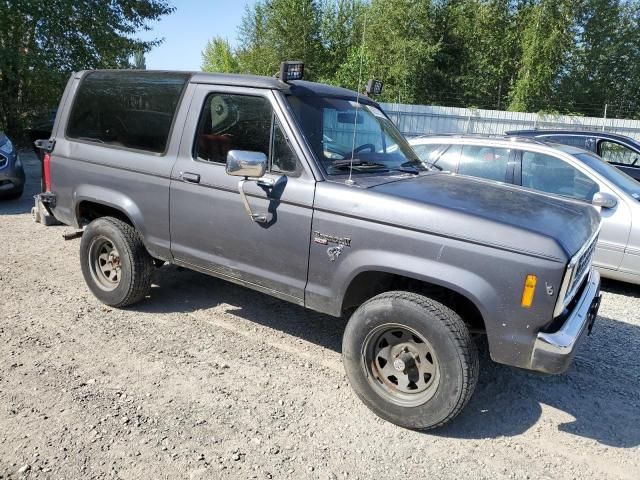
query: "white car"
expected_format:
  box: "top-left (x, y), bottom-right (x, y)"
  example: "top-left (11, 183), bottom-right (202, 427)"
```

top-left (409, 135), bottom-right (640, 285)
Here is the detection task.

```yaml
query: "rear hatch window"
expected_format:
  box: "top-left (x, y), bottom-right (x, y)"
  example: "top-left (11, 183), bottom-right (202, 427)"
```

top-left (66, 71), bottom-right (190, 154)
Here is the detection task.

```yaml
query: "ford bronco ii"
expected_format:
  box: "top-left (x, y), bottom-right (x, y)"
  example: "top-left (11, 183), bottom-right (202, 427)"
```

top-left (35, 65), bottom-right (602, 430)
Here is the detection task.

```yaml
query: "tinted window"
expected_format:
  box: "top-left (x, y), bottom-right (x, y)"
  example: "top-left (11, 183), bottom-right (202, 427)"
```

top-left (412, 144), bottom-right (443, 163)
top-left (66, 71), bottom-right (189, 153)
top-left (599, 141), bottom-right (639, 166)
top-left (543, 135), bottom-right (590, 149)
top-left (195, 93), bottom-right (300, 175)
top-left (522, 151), bottom-right (599, 201)
top-left (271, 118), bottom-right (300, 175)
top-left (195, 94), bottom-right (272, 163)
top-left (458, 145), bottom-right (510, 182)
top-left (412, 144), bottom-right (459, 172)
top-left (436, 145), bottom-right (462, 172)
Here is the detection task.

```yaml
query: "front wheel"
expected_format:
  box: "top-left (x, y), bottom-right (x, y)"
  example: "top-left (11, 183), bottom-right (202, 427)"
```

top-left (342, 291), bottom-right (478, 430)
top-left (80, 217), bottom-right (154, 307)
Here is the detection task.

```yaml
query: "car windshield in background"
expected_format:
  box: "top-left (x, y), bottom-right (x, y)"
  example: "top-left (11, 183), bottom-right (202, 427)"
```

top-left (574, 151), bottom-right (640, 200)
top-left (287, 95), bottom-right (425, 176)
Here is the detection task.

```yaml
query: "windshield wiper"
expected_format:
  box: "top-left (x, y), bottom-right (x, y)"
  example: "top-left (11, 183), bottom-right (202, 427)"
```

top-left (388, 166), bottom-right (420, 175)
top-left (329, 160), bottom-right (388, 170)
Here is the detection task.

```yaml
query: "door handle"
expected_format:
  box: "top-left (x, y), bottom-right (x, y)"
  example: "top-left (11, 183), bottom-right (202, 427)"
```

top-left (181, 172), bottom-right (200, 184)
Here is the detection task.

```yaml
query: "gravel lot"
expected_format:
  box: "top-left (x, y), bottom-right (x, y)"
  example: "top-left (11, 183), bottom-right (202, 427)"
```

top-left (1, 153), bottom-right (639, 479)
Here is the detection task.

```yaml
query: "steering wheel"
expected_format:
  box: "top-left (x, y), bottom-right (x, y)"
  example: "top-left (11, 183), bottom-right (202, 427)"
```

top-left (631, 157), bottom-right (638, 166)
top-left (353, 143), bottom-right (376, 155)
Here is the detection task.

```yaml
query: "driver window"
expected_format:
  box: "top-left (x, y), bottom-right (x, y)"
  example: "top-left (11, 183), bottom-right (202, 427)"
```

top-left (599, 141), bottom-right (638, 166)
top-left (195, 93), bottom-right (272, 163)
top-left (521, 151), bottom-right (599, 201)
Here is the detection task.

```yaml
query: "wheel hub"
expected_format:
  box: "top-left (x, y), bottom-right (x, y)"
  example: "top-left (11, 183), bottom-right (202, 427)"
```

top-left (393, 346), bottom-right (419, 373)
top-left (363, 325), bottom-right (441, 407)
top-left (88, 236), bottom-right (122, 291)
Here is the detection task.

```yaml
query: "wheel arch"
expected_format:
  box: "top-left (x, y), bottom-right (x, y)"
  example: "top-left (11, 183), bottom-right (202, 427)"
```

top-left (340, 269), bottom-right (488, 335)
top-left (73, 185), bottom-right (145, 235)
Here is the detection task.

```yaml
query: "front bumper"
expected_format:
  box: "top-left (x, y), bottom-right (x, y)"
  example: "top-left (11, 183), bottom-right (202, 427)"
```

top-left (0, 153), bottom-right (26, 194)
top-left (530, 268), bottom-right (601, 374)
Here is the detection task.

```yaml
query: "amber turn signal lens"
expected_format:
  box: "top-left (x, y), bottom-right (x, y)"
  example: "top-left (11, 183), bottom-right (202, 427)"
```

top-left (521, 274), bottom-right (537, 308)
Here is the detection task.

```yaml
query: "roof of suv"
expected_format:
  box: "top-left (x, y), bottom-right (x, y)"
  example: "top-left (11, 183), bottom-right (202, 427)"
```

top-left (77, 69), bottom-right (366, 100)
top-left (506, 129), bottom-right (638, 144)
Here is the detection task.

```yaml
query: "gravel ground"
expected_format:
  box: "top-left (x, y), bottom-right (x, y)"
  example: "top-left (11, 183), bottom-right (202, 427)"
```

top-left (1, 153), bottom-right (639, 479)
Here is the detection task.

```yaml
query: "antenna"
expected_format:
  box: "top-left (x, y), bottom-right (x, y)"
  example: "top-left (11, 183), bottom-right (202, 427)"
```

top-left (346, 11), bottom-right (368, 186)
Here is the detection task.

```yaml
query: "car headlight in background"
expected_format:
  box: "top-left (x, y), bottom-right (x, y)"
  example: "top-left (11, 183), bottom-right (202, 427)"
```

top-left (0, 138), bottom-right (14, 155)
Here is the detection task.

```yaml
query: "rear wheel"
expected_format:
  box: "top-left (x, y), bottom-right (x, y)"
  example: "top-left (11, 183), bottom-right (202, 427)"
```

top-left (342, 291), bottom-right (478, 430)
top-left (80, 217), bottom-right (153, 307)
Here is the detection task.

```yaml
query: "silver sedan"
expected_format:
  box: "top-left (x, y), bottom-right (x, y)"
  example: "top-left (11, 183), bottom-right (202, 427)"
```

top-left (408, 135), bottom-right (640, 285)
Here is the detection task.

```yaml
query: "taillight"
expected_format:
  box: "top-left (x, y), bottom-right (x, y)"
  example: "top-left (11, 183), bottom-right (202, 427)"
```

top-left (43, 153), bottom-right (51, 192)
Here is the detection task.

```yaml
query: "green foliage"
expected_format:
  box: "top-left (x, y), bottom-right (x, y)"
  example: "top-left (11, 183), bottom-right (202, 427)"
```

top-left (219, 0), bottom-right (640, 119)
top-left (0, 0), bottom-right (173, 138)
top-left (202, 37), bottom-right (239, 73)
top-left (134, 50), bottom-right (147, 70)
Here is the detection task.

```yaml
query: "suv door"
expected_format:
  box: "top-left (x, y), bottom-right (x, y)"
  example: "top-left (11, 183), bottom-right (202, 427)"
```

top-left (596, 139), bottom-right (640, 180)
top-left (169, 85), bottom-right (316, 303)
top-left (517, 149), bottom-right (630, 271)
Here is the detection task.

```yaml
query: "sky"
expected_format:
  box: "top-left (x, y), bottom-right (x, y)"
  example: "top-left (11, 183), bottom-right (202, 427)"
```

top-left (137, 0), bottom-right (257, 71)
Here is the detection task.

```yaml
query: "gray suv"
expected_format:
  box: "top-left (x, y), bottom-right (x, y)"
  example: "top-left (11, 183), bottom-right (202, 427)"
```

top-left (36, 69), bottom-right (601, 430)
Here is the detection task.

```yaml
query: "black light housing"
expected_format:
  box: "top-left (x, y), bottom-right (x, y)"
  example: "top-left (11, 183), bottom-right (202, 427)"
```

top-left (279, 61), bottom-right (304, 82)
top-left (365, 79), bottom-right (383, 96)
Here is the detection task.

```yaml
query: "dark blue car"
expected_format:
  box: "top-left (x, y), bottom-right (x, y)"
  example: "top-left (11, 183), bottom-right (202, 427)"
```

top-left (0, 132), bottom-right (25, 199)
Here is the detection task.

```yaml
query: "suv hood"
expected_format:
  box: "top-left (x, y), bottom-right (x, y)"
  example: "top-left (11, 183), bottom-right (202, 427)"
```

top-left (370, 173), bottom-right (599, 258)
top-left (318, 173), bottom-right (600, 260)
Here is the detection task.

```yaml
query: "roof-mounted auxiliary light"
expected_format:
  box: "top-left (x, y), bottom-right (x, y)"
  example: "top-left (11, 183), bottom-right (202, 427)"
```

top-left (365, 79), bottom-right (383, 96)
top-left (279, 61), bottom-right (304, 82)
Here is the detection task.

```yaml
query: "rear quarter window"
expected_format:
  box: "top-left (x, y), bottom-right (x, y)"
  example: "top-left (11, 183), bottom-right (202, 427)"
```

top-left (66, 71), bottom-right (190, 154)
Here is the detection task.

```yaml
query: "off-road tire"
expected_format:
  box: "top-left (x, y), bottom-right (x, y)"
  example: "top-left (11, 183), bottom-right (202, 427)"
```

top-left (342, 291), bottom-right (479, 430)
top-left (80, 217), bottom-right (153, 307)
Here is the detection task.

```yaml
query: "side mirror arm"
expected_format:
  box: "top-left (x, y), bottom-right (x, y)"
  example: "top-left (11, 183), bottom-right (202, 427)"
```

top-left (237, 177), bottom-right (275, 223)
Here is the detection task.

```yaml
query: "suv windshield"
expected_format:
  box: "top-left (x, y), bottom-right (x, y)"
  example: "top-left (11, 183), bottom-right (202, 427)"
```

top-left (573, 151), bottom-right (640, 200)
top-left (287, 95), bottom-right (424, 176)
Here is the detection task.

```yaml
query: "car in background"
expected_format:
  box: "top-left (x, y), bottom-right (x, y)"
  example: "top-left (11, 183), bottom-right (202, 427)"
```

top-left (506, 130), bottom-right (640, 180)
top-left (409, 134), bottom-right (640, 285)
top-left (0, 132), bottom-right (25, 199)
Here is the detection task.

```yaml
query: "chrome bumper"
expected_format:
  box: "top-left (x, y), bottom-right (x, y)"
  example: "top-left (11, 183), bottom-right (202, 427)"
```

top-left (530, 269), bottom-right (601, 374)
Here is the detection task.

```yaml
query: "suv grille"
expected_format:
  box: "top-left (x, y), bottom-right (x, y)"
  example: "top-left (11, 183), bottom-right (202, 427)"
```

top-left (571, 237), bottom-right (597, 294)
top-left (555, 233), bottom-right (598, 316)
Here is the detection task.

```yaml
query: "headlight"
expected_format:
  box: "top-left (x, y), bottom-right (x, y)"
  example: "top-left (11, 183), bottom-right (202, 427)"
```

top-left (0, 138), bottom-right (14, 154)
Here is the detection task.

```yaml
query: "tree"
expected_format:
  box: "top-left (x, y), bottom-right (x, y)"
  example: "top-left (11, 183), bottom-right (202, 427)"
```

top-left (235, 0), bottom-right (324, 78)
top-left (134, 50), bottom-right (147, 70)
top-left (334, 0), bottom-right (440, 104)
top-left (0, 0), bottom-right (173, 138)
top-left (508, 0), bottom-right (576, 111)
top-left (201, 37), bottom-right (239, 73)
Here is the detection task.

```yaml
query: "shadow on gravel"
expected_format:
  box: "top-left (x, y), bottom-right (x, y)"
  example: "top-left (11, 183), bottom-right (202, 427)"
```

top-left (136, 267), bottom-right (640, 448)
top-left (601, 277), bottom-right (640, 298)
top-left (436, 315), bottom-right (640, 448)
top-left (133, 265), bottom-right (347, 353)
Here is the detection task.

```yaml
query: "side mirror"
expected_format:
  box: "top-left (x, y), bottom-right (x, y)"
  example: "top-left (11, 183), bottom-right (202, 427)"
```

top-left (592, 191), bottom-right (617, 209)
top-left (226, 150), bottom-right (271, 223)
top-left (226, 150), bottom-right (268, 178)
